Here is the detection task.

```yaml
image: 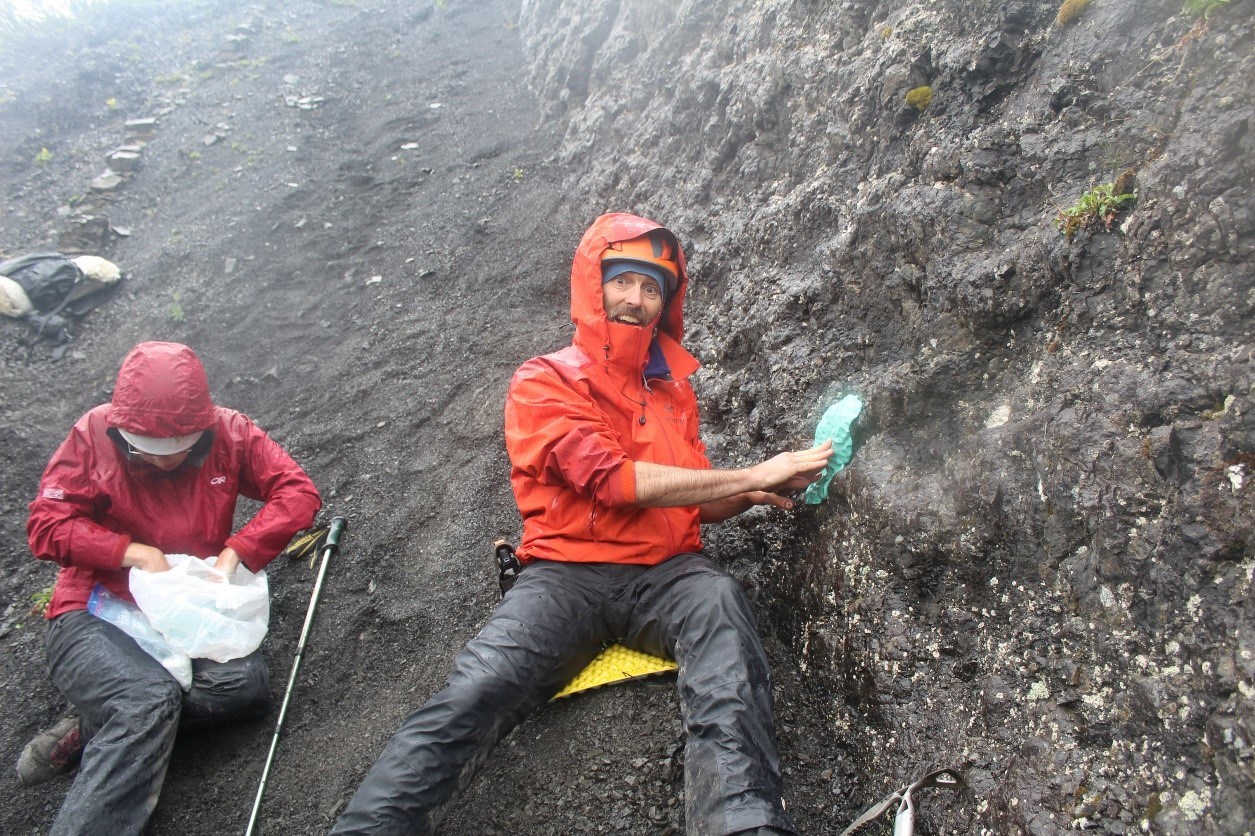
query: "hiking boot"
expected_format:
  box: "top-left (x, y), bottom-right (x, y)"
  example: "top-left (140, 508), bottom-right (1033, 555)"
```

top-left (16, 715), bottom-right (83, 785)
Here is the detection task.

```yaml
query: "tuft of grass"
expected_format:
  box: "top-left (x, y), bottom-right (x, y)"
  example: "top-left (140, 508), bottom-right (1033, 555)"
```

top-left (512, 167), bottom-right (525, 182)
top-left (30, 585), bottom-right (53, 617)
top-left (1183, 0), bottom-right (1230, 17)
top-left (904, 85), bottom-right (932, 111)
top-left (34, 147), bottom-right (52, 166)
top-left (168, 295), bottom-right (186, 323)
top-left (1054, 182), bottom-right (1136, 239)
top-left (1056, 0), bottom-right (1091, 25)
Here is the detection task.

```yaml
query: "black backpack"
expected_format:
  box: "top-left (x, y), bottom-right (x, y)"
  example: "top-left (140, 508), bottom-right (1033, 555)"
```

top-left (0, 253), bottom-right (84, 313)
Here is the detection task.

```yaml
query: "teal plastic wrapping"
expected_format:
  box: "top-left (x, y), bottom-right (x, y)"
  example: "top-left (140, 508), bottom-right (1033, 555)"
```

top-left (802, 394), bottom-right (863, 505)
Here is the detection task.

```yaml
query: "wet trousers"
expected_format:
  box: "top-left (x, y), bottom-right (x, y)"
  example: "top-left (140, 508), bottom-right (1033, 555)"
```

top-left (331, 553), bottom-right (796, 836)
top-left (45, 609), bottom-right (273, 836)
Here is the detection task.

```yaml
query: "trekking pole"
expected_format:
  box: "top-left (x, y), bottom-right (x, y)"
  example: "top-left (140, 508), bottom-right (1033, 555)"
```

top-left (245, 515), bottom-right (347, 836)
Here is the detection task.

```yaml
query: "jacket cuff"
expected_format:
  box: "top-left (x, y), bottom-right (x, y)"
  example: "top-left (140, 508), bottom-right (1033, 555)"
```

top-left (104, 533), bottom-right (131, 571)
top-left (617, 460), bottom-right (637, 505)
top-left (225, 536), bottom-right (262, 573)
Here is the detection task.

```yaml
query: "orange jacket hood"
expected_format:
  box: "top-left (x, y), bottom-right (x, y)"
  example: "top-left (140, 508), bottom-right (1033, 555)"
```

top-left (570, 213), bottom-right (699, 381)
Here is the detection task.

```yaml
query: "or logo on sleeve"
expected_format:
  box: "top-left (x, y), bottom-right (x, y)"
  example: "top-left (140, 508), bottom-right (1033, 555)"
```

top-left (210, 476), bottom-right (228, 486)
top-left (42, 487), bottom-right (65, 500)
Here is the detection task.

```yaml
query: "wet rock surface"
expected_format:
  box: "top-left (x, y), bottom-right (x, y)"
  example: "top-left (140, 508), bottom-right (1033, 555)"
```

top-left (520, 0), bottom-right (1252, 832)
top-left (0, 0), bottom-right (1249, 834)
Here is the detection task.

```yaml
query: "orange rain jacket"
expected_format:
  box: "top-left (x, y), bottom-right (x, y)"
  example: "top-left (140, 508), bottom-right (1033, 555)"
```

top-left (28, 342), bottom-right (321, 619)
top-left (504, 213), bottom-right (709, 566)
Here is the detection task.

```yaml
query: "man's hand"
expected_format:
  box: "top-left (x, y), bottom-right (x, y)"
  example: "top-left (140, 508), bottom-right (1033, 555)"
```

top-left (747, 440), bottom-right (834, 493)
top-left (122, 542), bottom-right (170, 573)
top-left (699, 490), bottom-right (798, 524)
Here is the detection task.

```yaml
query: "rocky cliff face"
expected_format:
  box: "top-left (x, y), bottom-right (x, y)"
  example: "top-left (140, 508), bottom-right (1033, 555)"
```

top-left (520, 0), bottom-right (1252, 832)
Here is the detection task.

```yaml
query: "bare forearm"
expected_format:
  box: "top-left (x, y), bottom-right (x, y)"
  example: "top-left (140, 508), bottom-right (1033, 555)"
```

top-left (698, 494), bottom-right (754, 523)
top-left (635, 461), bottom-right (760, 507)
top-left (634, 441), bottom-right (835, 510)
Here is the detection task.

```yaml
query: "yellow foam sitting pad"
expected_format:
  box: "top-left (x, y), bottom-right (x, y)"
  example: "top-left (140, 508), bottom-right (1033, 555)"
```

top-left (552, 643), bottom-right (677, 700)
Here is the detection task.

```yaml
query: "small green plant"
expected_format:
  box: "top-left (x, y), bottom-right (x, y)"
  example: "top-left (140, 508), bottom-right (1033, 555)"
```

top-left (282, 27), bottom-right (301, 43)
top-left (878, 24), bottom-right (893, 39)
top-left (1054, 182), bottom-right (1136, 239)
top-left (905, 85), bottom-right (932, 111)
top-left (30, 585), bottom-right (53, 616)
top-left (1056, 0), bottom-right (1091, 25)
top-left (105, 96), bottom-right (118, 109)
top-left (168, 295), bottom-right (186, 322)
top-left (512, 167), bottom-right (525, 182)
top-left (187, 150), bottom-right (201, 161)
top-left (1182, 0), bottom-right (1230, 18)
top-left (34, 147), bottom-right (52, 165)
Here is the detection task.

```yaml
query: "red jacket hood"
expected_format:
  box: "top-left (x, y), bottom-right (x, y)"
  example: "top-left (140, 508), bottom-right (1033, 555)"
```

top-left (106, 342), bottom-right (216, 438)
top-left (570, 213), bottom-right (698, 380)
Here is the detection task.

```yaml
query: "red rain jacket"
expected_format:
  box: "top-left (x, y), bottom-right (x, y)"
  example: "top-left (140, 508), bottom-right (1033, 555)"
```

top-left (28, 342), bottom-right (321, 619)
top-left (505, 213), bottom-right (709, 565)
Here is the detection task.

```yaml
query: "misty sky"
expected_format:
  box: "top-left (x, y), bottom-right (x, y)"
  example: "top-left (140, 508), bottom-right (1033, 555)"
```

top-left (4, 0), bottom-right (81, 21)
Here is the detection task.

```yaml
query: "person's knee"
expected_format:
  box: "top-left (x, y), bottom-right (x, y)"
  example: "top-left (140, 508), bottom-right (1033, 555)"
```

top-left (185, 653), bottom-right (273, 722)
top-left (230, 655), bottom-right (273, 717)
top-left (115, 674), bottom-right (184, 729)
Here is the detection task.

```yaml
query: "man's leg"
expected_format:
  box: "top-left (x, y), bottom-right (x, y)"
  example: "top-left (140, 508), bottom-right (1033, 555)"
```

top-left (621, 554), bottom-right (796, 836)
top-left (45, 610), bottom-right (184, 836)
top-left (331, 561), bottom-right (612, 835)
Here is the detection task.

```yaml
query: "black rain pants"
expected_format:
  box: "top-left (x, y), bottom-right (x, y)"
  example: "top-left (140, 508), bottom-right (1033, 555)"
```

top-left (44, 609), bottom-right (272, 836)
top-left (331, 553), bottom-right (796, 836)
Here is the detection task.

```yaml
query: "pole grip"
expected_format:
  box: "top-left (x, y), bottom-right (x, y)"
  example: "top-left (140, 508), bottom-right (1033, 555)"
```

top-left (325, 516), bottom-right (348, 552)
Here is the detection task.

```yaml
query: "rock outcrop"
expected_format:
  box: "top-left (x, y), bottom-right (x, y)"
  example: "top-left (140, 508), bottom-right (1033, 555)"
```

top-left (520, 0), bottom-right (1252, 832)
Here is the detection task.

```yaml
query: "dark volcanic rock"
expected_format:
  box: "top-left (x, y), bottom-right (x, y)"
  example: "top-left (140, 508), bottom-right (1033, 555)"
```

top-left (521, 0), bottom-right (1252, 833)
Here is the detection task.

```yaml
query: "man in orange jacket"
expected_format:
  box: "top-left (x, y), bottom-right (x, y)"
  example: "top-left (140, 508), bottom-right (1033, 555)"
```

top-left (333, 213), bottom-right (832, 836)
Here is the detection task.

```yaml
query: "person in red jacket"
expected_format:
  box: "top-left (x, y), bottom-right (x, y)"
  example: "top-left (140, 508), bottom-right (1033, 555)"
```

top-left (332, 213), bottom-right (832, 836)
top-left (18, 341), bottom-right (321, 835)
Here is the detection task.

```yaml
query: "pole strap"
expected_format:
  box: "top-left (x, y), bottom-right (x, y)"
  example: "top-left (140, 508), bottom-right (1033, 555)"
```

top-left (837, 767), bottom-right (964, 836)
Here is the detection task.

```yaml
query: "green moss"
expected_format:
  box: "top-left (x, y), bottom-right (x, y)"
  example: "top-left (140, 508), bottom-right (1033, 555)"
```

top-left (1056, 0), bottom-right (1091, 25)
top-left (905, 85), bottom-right (932, 111)
top-left (1183, 0), bottom-right (1230, 18)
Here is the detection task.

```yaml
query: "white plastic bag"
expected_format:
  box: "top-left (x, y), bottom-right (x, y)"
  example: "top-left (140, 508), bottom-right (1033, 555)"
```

top-left (129, 554), bottom-right (269, 663)
top-left (88, 584), bottom-right (193, 689)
